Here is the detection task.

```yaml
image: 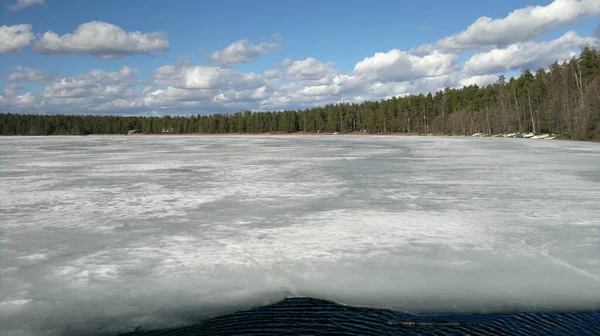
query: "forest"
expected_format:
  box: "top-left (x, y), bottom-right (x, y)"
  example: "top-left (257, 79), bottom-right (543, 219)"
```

top-left (1, 48), bottom-right (599, 140)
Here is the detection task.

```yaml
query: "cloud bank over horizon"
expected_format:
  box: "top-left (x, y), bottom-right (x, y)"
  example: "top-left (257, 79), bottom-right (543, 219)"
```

top-left (1, 0), bottom-right (599, 116)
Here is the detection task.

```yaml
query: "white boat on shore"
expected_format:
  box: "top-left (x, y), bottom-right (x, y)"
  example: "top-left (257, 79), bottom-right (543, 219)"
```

top-left (532, 134), bottom-right (550, 139)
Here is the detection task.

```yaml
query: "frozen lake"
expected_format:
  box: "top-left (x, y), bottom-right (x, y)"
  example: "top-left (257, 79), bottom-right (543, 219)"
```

top-left (1, 135), bottom-right (599, 335)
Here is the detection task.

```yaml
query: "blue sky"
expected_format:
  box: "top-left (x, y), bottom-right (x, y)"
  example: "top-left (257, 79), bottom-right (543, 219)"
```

top-left (1, 0), bottom-right (599, 115)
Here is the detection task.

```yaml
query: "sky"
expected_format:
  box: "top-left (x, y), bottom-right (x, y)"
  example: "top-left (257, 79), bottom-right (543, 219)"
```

top-left (0, 0), bottom-right (599, 116)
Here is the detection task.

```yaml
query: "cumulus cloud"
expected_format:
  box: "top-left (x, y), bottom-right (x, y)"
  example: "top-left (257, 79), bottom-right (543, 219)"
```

top-left (255, 59), bottom-right (365, 110)
top-left (259, 73), bottom-right (468, 111)
top-left (279, 57), bottom-right (340, 81)
top-left (145, 61), bottom-right (274, 112)
top-left (44, 66), bottom-right (138, 99)
top-left (2, 1), bottom-right (599, 116)
top-left (263, 80), bottom-right (345, 108)
top-left (8, 0), bottom-right (597, 116)
top-left (2, 61), bottom-right (279, 114)
top-left (1, 55), bottom-right (500, 115)
top-left (220, 86), bottom-right (270, 101)
top-left (463, 31), bottom-right (598, 75)
top-left (153, 64), bottom-right (264, 90)
top-left (460, 75), bottom-right (499, 88)
top-left (259, 85), bottom-right (342, 110)
top-left (9, 0), bottom-right (45, 11)
top-left (0, 67), bottom-right (145, 114)
top-left (413, 0), bottom-right (600, 53)
top-left (0, 24), bottom-right (35, 53)
top-left (211, 40), bottom-right (276, 66)
top-left (259, 68), bottom-right (471, 111)
top-left (3, 83), bottom-right (23, 97)
top-left (144, 88), bottom-right (269, 113)
top-left (34, 21), bottom-right (169, 59)
top-left (1, 84), bottom-right (43, 109)
top-left (8, 66), bottom-right (55, 82)
top-left (263, 69), bottom-right (280, 80)
top-left (8, 92), bottom-right (42, 108)
top-left (143, 87), bottom-right (212, 107)
top-left (353, 50), bottom-right (458, 82)
top-left (360, 75), bottom-right (465, 101)
top-left (0, 63), bottom-right (497, 115)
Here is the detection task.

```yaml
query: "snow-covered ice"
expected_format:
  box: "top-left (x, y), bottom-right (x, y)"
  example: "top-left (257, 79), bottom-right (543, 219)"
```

top-left (1, 135), bottom-right (599, 335)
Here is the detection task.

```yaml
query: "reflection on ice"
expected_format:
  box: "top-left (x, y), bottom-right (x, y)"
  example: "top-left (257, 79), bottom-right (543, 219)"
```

top-left (1, 135), bottom-right (599, 335)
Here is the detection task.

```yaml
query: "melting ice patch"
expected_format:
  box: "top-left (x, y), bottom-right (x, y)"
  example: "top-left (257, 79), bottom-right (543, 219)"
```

top-left (1, 135), bottom-right (599, 335)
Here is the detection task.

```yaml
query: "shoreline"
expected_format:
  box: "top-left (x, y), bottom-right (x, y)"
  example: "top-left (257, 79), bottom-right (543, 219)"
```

top-left (1, 132), bottom-right (452, 137)
top-left (2, 132), bottom-right (598, 141)
top-left (118, 132), bottom-right (445, 137)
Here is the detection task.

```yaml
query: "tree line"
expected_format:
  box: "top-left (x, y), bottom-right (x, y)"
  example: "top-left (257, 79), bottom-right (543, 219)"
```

top-left (2, 48), bottom-right (599, 140)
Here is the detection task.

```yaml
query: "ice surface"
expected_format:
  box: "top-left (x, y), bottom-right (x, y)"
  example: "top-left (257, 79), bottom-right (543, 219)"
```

top-left (1, 135), bottom-right (599, 335)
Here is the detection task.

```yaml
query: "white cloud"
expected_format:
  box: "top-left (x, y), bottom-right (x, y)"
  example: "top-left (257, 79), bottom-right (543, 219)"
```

top-left (8, 1), bottom-right (597, 117)
top-left (353, 50), bottom-right (458, 82)
top-left (260, 69), bottom-right (465, 110)
top-left (153, 64), bottom-right (264, 90)
top-left (0, 67), bottom-right (145, 114)
top-left (0, 24), bottom-right (35, 53)
top-left (44, 66), bottom-right (137, 99)
top-left (34, 21), bottom-right (169, 59)
top-left (258, 73), bottom-right (468, 111)
top-left (259, 88), bottom-right (337, 110)
top-left (362, 75), bottom-right (463, 101)
top-left (3, 83), bottom-right (23, 97)
top-left (147, 62), bottom-right (273, 112)
top-left (460, 75), bottom-right (499, 87)
top-left (343, 73), bottom-right (494, 102)
top-left (464, 31), bottom-right (598, 75)
top-left (263, 69), bottom-right (280, 80)
top-left (211, 40), bottom-right (276, 66)
top-left (363, 82), bottom-right (410, 100)
top-left (9, 0), bottom-right (45, 11)
top-left (278, 57), bottom-right (340, 81)
top-left (144, 87), bottom-right (215, 106)
top-left (10, 92), bottom-right (42, 107)
top-left (144, 87), bottom-right (267, 113)
top-left (8, 66), bottom-right (55, 82)
top-left (1, 58), bottom-right (498, 115)
top-left (2, 1), bottom-right (599, 116)
top-left (407, 75), bottom-right (463, 94)
top-left (256, 63), bottom-right (371, 110)
top-left (413, 0), bottom-right (600, 53)
top-left (1, 84), bottom-right (43, 109)
top-left (212, 87), bottom-right (270, 103)
top-left (2, 62), bottom-right (274, 114)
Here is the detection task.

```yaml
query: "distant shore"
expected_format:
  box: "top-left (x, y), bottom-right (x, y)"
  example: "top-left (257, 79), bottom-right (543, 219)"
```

top-left (73, 132), bottom-right (592, 141)
top-left (4, 132), bottom-right (599, 141)
top-left (109, 131), bottom-right (445, 137)
top-left (7, 131), bottom-right (446, 137)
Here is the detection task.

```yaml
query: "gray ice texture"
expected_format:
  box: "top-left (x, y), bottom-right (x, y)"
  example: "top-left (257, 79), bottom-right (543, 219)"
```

top-left (1, 135), bottom-right (599, 335)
